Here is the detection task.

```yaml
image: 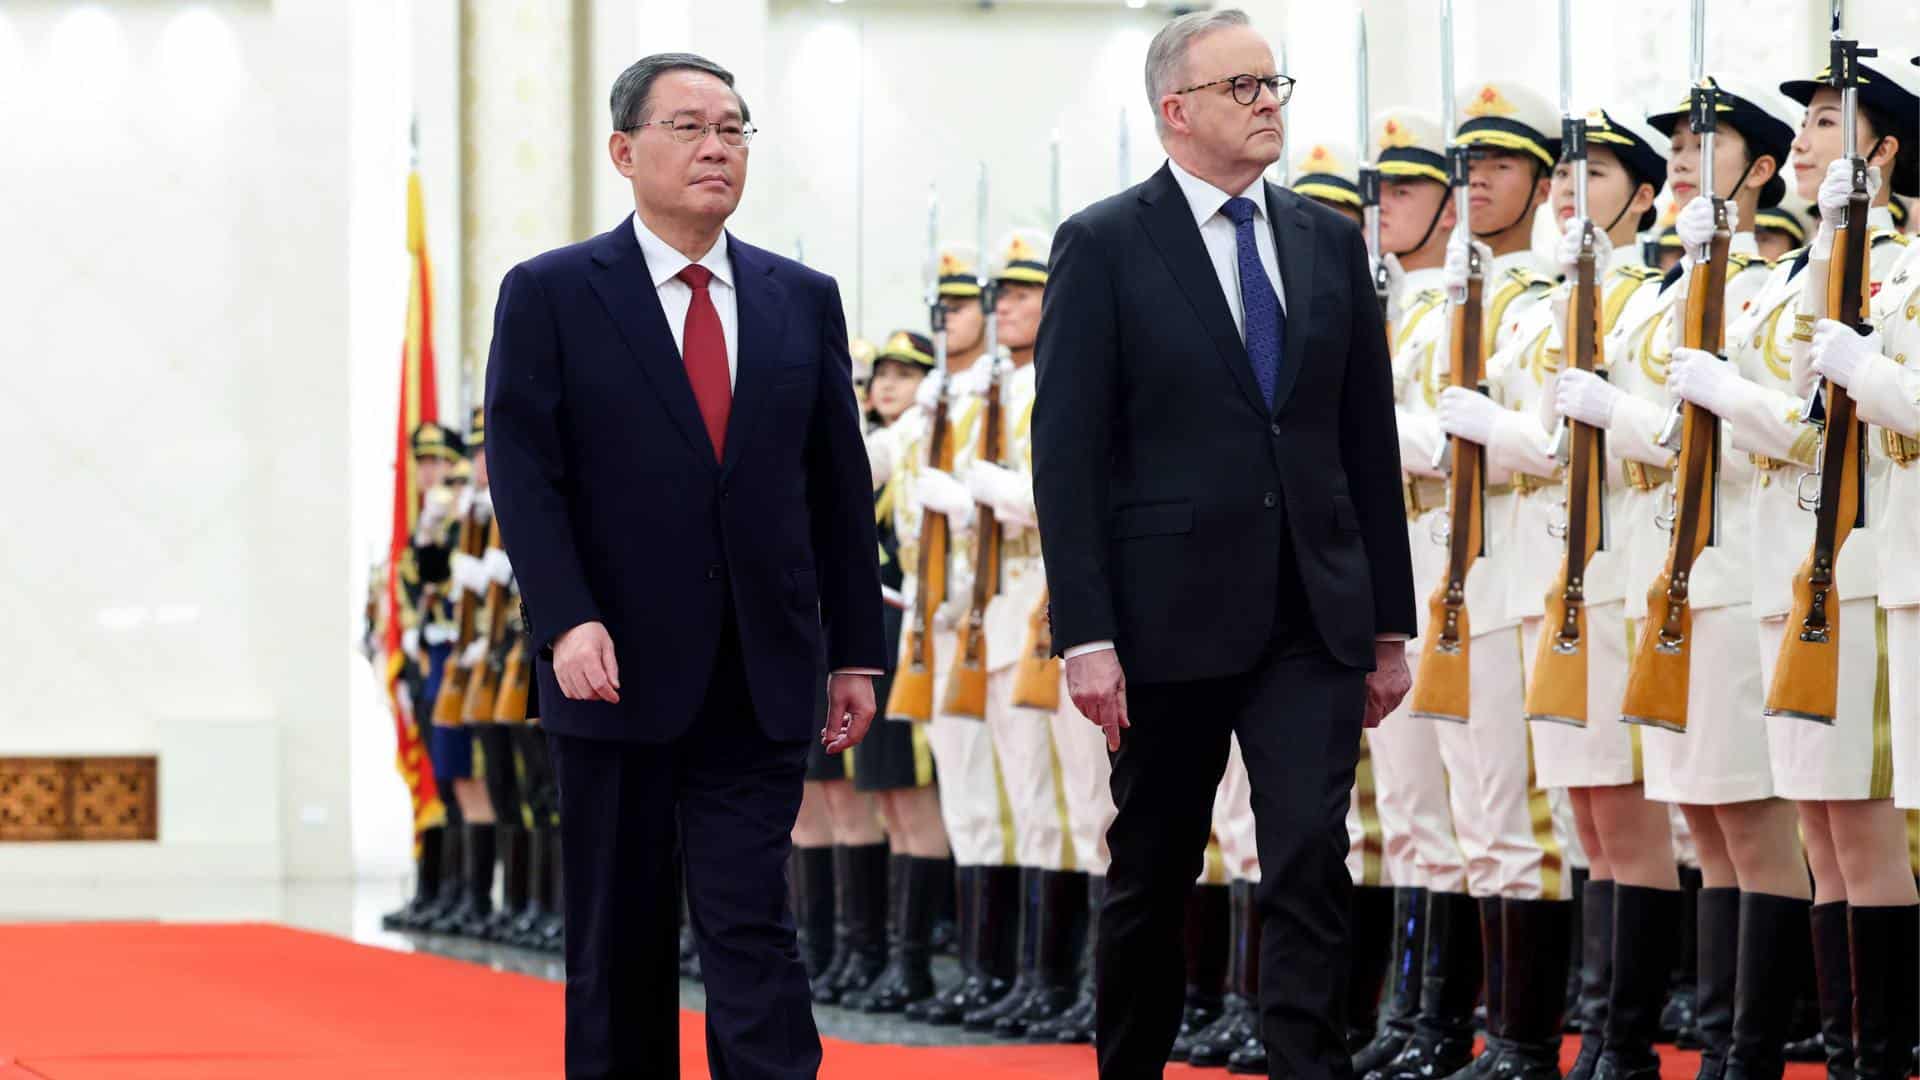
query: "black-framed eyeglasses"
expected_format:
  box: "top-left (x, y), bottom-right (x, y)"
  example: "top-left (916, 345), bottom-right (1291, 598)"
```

top-left (1175, 73), bottom-right (1295, 107)
top-left (628, 112), bottom-right (757, 147)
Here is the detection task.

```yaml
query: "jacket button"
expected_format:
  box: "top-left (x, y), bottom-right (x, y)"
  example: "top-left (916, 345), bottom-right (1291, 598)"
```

top-left (1263, 492), bottom-right (1278, 509)
top-left (1270, 422), bottom-right (1282, 436)
top-left (706, 564), bottom-right (722, 581)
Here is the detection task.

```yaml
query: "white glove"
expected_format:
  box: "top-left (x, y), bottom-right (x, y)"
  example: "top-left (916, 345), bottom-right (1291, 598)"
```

top-left (1808, 319), bottom-right (1882, 391)
top-left (416, 490), bottom-right (455, 539)
top-left (481, 546), bottom-right (514, 586)
top-left (965, 460), bottom-right (1036, 526)
top-left (913, 372), bottom-right (945, 416)
top-left (1555, 368), bottom-right (1624, 429)
top-left (1676, 196), bottom-right (1736, 267)
top-left (914, 467), bottom-right (974, 518)
top-left (471, 487), bottom-right (494, 525)
top-left (1443, 234), bottom-right (1493, 299)
top-left (1812, 158), bottom-right (1882, 258)
top-left (461, 639), bottom-right (488, 667)
top-left (1556, 218), bottom-right (1613, 278)
top-left (1437, 386), bottom-right (1503, 446)
top-left (1667, 347), bottom-right (1744, 418)
top-left (402, 627), bottom-right (421, 657)
top-left (450, 552), bottom-right (489, 596)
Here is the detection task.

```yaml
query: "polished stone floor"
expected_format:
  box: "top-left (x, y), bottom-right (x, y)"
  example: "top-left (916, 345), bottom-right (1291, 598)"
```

top-left (0, 877), bottom-right (1017, 1048)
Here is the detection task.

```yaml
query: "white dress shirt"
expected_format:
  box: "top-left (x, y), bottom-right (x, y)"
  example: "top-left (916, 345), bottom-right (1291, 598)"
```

top-left (1064, 159), bottom-right (1402, 662)
top-left (632, 213), bottom-right (739, 386)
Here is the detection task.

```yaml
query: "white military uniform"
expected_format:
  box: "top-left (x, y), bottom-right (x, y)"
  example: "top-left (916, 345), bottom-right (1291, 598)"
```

top-left (956, 352), bottom-right (1081, 873)
top-left (1608, 237), bottom-right (1777, 804)
top-left (1850, 238), bottom-right (1920, 808)
top-left (870, 374), bottom-right (1015, 867)
top-left (1720, 209), bottom-right (1907, 801)
top-left (1491, 253), bottom-right (1664, 790)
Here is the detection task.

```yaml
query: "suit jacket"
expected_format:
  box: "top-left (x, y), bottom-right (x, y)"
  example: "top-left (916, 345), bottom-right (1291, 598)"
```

top-left (1032, 163), bottom-right (1416, 682)
top-left (484, 215), bottom-right (886, 744)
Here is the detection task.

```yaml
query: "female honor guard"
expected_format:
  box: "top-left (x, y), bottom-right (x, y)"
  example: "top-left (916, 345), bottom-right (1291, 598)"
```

top-left (1468, 105), bottom-right (1667, 1080)
top-left (1666, 53), bottom-right (1918, 1080)
top-left (1798, 55), bottom-right (1920, 1073)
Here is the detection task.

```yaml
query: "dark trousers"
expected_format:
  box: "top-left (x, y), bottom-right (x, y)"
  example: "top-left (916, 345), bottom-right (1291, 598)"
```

top-left (548, 618), bottom-right (819, 1080)
top-left (1094, 626), bottom-right (1366, 1080)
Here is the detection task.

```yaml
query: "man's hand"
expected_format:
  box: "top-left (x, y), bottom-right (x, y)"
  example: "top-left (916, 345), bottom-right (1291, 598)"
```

top-left (1066, 649), bottom-right (1130, 751)
top-left (1365, 639), bottom-right (1412, 728)
top-left (821, 673), bottom-right (877, 754)
top-left (553, 621), bottom-right (621, 704)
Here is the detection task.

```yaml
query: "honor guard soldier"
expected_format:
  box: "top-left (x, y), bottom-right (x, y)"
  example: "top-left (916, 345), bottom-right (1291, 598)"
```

top-left (837, 331), bottom-right (956, 1015)
top-left (1662, 50), bottom-right (1918, 1080)
top-left (1377, 78), bottom-right (1565, 1080)
top-left (1754, 191), bottom-right (1813, 263)
top-left (1342, 106), bottom-right (1477, 1080)
top-left (873, 246), bottom-right (1023, 1028)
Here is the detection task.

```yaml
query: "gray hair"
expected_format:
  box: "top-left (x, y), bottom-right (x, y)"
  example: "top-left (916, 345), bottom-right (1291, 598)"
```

top-left (1144, 9), bottom-right (1251, 133)
top-left (609, 52), bottom-right (751, 131)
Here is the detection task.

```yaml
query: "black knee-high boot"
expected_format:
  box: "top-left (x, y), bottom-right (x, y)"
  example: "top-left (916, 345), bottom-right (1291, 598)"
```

top-left (1367, 891), bottom-right (1482, 1080)
top-left (1031, 874), bottom-right (1105, 1043)
top-left (965, 867), bottom-right (1046, 1030)
top-left (1565, 866), bottom-right (1589, 1032)
top-left (383, 826), bottom-right (445, 929)
top-left (1483, 899), bottom-right (1574, 1080)
top-left (1445, 897), bottom-right (1507, 1079)
top-left (1806, 902), bottom-right (1856, 1080)
top-left (1355, 886), bottom-right (1430, 1076)
top-left (1722, 892), bottom-right (1810, 1080)
top-left (907, 864), bottom-right (976, 1023)
top-left (1848, 904), bottom-right (1919, 1080)
top-left (1170, 881), bottom-right (1232, 1061)
top-left (1567, 879), bottom-right (1615, 1080)
top-left (1690, 887), bottom-right (1740, 1080)
top-left (995, 870), bottom-right (1088, 1035)
top-left (1665, 865), bottom-right (1704, 1047)
top-left (406, 801), bottom-right (464, 928)
top-left (1593, 885), bottom-right (1682, 1080)
top-left (814, 843), bottom-right (888, 1003)
top-left (793, 845), bottom-right (837, 983)
top-left (1188, 880), bottom-right (1264, 1068)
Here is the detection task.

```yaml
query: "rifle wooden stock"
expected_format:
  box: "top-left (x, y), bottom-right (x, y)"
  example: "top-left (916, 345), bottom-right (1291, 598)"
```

top-left (429, 504), bottom-right (487, 729)
top-left (1411, 273), bottom-right (1485, 724)
top-left (1526, 237), bottom-right (1604, 727)
top-left (492, 638), bottom-right (531, 724)
top-left (1011, 587), bottom-right (1061, 710)
top-left (1766, 207), bottom-right (1871, 724)
top-left (1621, 206), bottom-right (1730, 732)
top-left (886, 392), bottom-right (955, 723)
top-left (462, 524), bottom-right (511, 725)
top-left (944, 364), bottom-right (1004, 719)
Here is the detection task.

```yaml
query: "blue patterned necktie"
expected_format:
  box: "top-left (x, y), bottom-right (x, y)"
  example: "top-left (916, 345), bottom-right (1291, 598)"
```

top-left (1220, 196), bottom-right (1284, 409)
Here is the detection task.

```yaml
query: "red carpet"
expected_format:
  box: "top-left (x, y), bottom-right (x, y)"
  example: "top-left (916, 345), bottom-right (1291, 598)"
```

top-left (0, 923), bottom-right (1827, 1079)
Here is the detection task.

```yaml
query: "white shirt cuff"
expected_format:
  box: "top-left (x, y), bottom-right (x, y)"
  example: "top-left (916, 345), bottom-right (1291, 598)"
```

top-left (831, 667), bottom-right (883, 677)
top-left (1063, 640), bottom-right (1116, 659)
top-left (1375, 633), bottom-right (1409, 643)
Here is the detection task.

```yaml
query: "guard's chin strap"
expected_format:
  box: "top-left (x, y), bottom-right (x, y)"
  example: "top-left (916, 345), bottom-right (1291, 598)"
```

top-left (1394, 185), bottom-right (1454, 258)
top-left (1472, 160), bottom-right (1547, 241)
top-left (1602, 189), bottom-right (1639, 234)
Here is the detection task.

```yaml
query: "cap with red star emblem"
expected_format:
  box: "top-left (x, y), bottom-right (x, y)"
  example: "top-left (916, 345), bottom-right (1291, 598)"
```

top-left (993, 229), bottom-right (1050, 287)
top-left (1455, 80), bottom-right (1559, 169)
top-left (1373, 109), bottom-right (1449, 186)
top-left (1291, 142), bottom-right (1361, 208)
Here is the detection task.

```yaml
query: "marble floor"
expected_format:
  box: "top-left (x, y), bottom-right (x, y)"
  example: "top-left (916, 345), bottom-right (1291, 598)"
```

top-left (0, 878), bottom-right (1016, 1048)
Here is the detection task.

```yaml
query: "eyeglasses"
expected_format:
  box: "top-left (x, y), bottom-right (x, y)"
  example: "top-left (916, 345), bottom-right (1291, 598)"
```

top-left (1175, 73), bottom-right (1295, 108)
top-left (629, 113), bottom-right (757, 147)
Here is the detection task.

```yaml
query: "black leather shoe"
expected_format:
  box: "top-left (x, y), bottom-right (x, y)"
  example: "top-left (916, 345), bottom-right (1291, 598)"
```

top-left (1226, 1034), bottom-right (1270, 1075)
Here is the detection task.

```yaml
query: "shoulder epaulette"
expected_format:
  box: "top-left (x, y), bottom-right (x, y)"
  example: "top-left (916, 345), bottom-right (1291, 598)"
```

top-left (1770, 245), bottom-right (1808, 270)
top-left (1507, 267), bottom-right (1553, 291)
top-left (1871, 228), bottom-right (1910, 248)
top-left (1614, 264), bottom-right (1662, 283)
top-left (1728, 252), bottom-right (1759, 272)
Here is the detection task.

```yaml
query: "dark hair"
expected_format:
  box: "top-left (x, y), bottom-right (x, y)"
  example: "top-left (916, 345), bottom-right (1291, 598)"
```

top-left (1593, 147), bottom-right (1662, 233)
top-left (609, 53), bottom-right (750, 131)
top-left (1860, 101), bottom-right (1920, 198)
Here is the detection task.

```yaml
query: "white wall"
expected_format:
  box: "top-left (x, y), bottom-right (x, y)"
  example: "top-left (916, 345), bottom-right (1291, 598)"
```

top-left (0, 0), bottom-right (354, 884)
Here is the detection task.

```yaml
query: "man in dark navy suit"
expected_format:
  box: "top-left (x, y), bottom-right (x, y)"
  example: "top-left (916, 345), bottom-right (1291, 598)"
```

top-left (485, 52), bottom-right (885, 1080)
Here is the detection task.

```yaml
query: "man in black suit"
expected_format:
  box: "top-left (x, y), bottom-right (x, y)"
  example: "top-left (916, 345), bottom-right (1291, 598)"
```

top-left (485, 53), bottom-right (886, 1079)
top-left (1030, 11), bottom-right (1416, 1079)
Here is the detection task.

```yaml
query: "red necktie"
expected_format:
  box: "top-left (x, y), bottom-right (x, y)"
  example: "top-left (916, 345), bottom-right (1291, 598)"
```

top-left (677, 264), bottom-right (731, 459)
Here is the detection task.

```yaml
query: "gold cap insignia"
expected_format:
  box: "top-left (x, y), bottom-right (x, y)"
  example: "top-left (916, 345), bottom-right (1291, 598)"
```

top-left (1466, 84), bottom-right (1516, 118)
top-left (886, 331), bottom-right (916, 353)
top-left (939, 252), bottom-right (972, 277)
top-left (1005, 235), bottom-right (1036, 263)
top-left (1379, 118), bottom-right (1415, 149)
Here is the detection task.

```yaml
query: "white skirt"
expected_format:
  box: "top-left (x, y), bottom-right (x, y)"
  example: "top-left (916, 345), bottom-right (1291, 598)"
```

top-left (1888, 606), bottom-right (1919, 810)
top-left (1525, 602), bottom-right (1641, 789)
top-left (1761, 600), bottom-right (1897, 802)
top-left (1640, 604), bottom-right (1776, 805)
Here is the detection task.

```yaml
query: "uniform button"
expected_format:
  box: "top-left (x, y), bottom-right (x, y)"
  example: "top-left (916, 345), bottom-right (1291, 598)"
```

top-left (1270, 422), bottom-right (1282, 437)
top-left (706, 564), bottom-right (722, 581)
top-left (1263, 492), bottom-right (1278, 508)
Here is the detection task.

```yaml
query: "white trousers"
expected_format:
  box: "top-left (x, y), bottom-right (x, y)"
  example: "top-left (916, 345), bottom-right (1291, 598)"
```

top-left (923, 631), bottom-right (1015, 866)
top-left (985, 667), bottom-right (1073, 870)
top-left (1051, 667), bottom-right (1117, 875)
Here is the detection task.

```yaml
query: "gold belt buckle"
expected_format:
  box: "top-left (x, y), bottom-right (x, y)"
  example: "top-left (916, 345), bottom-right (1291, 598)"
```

top-left (1885, 430), bottom-right (1920, 466)
top-left (1749, 454), bottom-right (1782, 472)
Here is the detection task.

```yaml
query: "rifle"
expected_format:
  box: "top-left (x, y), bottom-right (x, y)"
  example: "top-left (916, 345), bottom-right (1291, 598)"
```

top-left (1765, 18), bottom-right (1875, 724)
top-left (1411, 0), bottom-right (1482, 725)
top-left (461, 521), bottom-right (511, 725)
top-left (1357, 13), bottom-right (1391, 333)
top-left (944, 357), bottom-right (1002, 718)
top-left (430, 498), bottom-right (486, 729)
top-left (886, 187), bottom-right (955, 724)
top-left (1011, 587), bottom-right (1060, 710)
top-left (1622, 2), bottom-right (1731, 732)
top-left (1527, 3), bottom-right (1606, 727)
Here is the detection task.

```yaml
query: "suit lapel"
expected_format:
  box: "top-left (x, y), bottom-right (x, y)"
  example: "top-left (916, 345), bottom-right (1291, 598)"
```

top-left (1266, 182), bottom-right (1315, 414)
top-left (587, 216), bottom-right (716, 464)
top-left (720, 237), bottom-right (789, 477)
top-left (1137, 165), bottom-right (1267, 417)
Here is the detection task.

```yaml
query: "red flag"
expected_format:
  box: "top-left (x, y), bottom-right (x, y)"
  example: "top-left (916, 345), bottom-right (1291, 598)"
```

top-left (386, 169), bottom-right (446, 838)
